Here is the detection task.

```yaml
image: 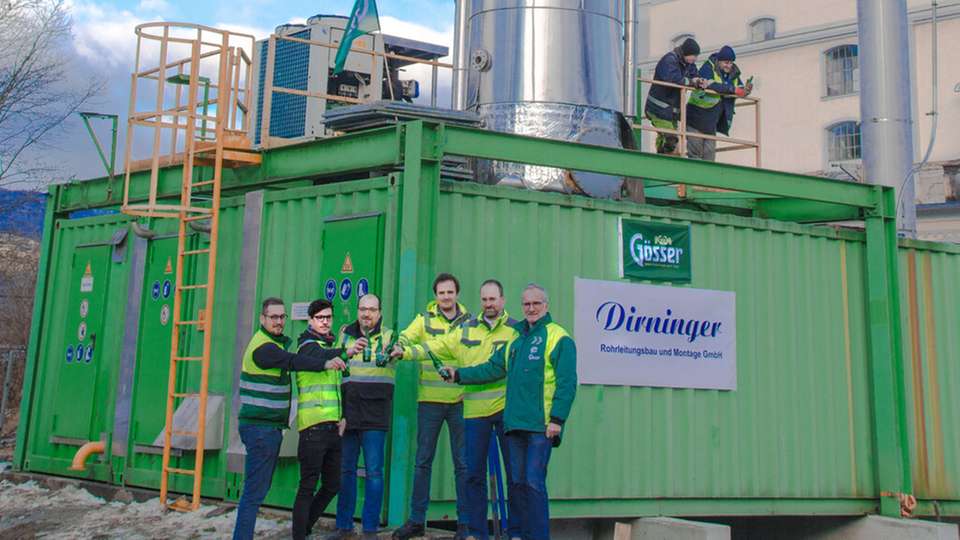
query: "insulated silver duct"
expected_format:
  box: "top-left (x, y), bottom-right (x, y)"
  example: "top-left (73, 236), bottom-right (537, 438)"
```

top-left (463, 0), bottom-right (626, 197)
top-left (623, 0), bottom-right (640, 117)
top-left (857, 0), bottom-right (917, 235)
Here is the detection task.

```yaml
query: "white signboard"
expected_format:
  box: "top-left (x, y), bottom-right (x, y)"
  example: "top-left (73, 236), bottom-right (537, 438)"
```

top-left (574, 277), bottom-right (736, 390)
top-left (290, 302), bottom-right (310, 321)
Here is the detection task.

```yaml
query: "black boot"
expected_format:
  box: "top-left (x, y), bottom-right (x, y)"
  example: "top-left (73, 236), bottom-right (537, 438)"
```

top-left (392, 520), bottom-right (425, 539)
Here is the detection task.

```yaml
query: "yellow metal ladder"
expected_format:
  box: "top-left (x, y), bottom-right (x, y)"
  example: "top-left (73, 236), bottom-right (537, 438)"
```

top-left (121, 22), bottom-right (258, 511)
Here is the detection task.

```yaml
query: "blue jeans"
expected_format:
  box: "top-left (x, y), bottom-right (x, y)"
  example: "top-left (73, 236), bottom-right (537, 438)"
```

top-left (410, 401), bottom-right (468, 524)
top-left (336, 429), bottom-right (386, 533)
top-left (233, 424), bottom-right (283, 540)
top-left (465, 411), bottom-right (521, 539)
top-left (505, 431), bottom-right (553, 540)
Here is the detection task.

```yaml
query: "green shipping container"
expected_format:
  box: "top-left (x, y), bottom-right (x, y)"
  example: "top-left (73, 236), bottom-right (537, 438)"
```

top-left (14, 122), bottom-right (960, 525)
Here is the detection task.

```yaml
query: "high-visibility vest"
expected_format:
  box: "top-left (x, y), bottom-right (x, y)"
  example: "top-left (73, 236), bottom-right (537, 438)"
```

top-left (398, 302), bottom-right (469, 403)
top-left (406, 311), bottom-right (517, 419)
top-left (688, 59), bottom-right (726, 109)
top-left (339, 328), bottom-right (396, 385)
top-left (295, 339), bottom-right (342, 431)
top-left (238, 329), bottom-right (292, 426)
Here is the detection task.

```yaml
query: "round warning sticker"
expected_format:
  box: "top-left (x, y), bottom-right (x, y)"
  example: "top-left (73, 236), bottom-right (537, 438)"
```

top-left (85, 343), bottom-right (94, 363)
top-left (152, 280), bottom-right (161, 300)
top-left (325, 279), bottom-right (337, 301)
top-left (79, 299), bottom-right (89, 318)
top-left (160, 304), bottom-right (171, 326)
top-left (162, 280), bottom-right (172, 299)
top-left (66, 345), bottom-right (74, 363)
top-left (76, 344), bottom-right (85, 362)
top-left (340, 278), bottom-right (352, 301)
top-left (77, 321), bottom-right (87, 341)
top-left (357, 278), bottom-right (369, 298)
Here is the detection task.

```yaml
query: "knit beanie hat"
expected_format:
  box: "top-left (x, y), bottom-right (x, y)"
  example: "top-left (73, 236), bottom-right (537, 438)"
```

top-left (717, 45), bottom-right (736, 61)
top-left (679, 38), bottom-right (701, 57)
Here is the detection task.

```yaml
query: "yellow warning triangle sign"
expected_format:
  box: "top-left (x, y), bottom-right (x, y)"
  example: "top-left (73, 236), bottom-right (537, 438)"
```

top-left (83, 262), bottom-right (92, 277)
top-left (164, 257), bottom-right (173, 274)
top-left (341, 252), bottom-right (354, 274)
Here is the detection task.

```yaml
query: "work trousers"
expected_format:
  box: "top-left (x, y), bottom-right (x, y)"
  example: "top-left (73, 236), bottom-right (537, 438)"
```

top-left (409, 401), bottom-right (468, 525)
top-left (465, 411), bottom-right (522, 539)
top-left (336, 429), bottom-right (387, 533)
top-left (233, 424), bottom-right (283, 540)
top-left (686, 126), bottom-right (717, 161)
top-left (292, 422), bottom-right (342, 540)
top-left (505, 431), bottom-right (553, 540)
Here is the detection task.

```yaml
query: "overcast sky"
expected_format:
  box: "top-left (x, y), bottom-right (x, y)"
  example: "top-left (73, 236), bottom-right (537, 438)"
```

top-left (34, 0), bottom-right (454, 185)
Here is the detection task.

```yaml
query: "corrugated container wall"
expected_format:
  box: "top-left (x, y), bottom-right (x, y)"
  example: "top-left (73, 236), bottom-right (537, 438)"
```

top-left (16, 174), bottom-right (960, 519)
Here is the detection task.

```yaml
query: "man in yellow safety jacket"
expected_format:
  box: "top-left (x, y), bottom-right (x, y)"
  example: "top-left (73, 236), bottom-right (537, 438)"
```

top-left (392, 273), bottom-right (471, 540)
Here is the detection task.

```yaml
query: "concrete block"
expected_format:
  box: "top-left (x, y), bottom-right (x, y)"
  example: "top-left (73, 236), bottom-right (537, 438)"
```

top-left (820, 516), bottom-right (958, 540)
top-left (630, 517), bottom-right (730, 540)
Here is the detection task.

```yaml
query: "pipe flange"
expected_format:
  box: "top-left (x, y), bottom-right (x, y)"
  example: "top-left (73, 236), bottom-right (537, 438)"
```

top-left (471, 49), bottom-right (491, 72)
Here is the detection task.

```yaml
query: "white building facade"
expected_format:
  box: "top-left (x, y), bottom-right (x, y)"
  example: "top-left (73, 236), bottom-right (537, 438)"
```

top-left (638, 0), bottom-right (960, 241)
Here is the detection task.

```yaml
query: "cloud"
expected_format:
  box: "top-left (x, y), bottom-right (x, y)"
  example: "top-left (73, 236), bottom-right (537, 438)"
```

top-left (137, 0), bottom-right (172, 14)
top-left (68, 0), bottom-right (148, 69)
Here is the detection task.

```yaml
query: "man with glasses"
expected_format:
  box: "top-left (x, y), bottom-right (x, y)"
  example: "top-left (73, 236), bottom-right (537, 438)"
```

top-left (440, 284), bottom-right (578, 540)
top-left (234, 297), bottom-right (365, 540)
top-left (332, 293), bottom-right (395, 540)
top-left (292, 299), bottom-right (351, 540)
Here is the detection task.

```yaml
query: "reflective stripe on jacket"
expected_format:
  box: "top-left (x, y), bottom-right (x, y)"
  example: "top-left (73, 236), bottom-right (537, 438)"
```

top-left (398, 301), bottom-right (469, 403)
top-left (295, 338), bottom-right (342, 431)
top-left (238, 329), bottom-right (292, 426)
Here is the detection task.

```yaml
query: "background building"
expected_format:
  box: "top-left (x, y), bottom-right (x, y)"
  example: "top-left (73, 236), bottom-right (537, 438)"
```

top-left (638, 0), bottom-right (960, 241)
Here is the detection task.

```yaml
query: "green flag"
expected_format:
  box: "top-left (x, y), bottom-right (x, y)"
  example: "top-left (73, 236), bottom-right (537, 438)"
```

top-left (333, 0), bottom-right (381, 75)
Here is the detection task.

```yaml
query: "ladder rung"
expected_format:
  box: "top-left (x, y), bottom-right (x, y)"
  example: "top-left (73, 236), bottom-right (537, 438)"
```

top-left (184, 214), bottom-right (212, 222)
top-left (172, 392), bottom-right (200, 398)
top-left (176, 320), bottom-right (203, 326)
top-left (165, 467), bottom-right (195, 476)
top-left (191, 180), bottom-right (216, 188)
top-left (181, 248), bottom-right (210, 256)
top-left (179, 284), bottom-right (208, 290)
top-left (173, 356), bottom-right (204, 362)
top-left (172, 430), bottom-right (198, 437)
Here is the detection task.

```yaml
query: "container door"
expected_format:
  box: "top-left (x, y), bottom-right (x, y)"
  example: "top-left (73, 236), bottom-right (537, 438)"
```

top-left (320, 213), bottom-right (385, 328)
top-left (50, 246), bottom-right (113, 442)
top-left (123, 237), bottom-right (179, 489)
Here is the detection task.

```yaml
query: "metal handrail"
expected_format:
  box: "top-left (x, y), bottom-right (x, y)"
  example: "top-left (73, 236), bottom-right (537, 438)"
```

top-left (634, 77), bottom-right (761, 169)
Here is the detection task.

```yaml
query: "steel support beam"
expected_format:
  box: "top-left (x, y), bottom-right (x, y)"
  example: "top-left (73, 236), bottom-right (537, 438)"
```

top-left (440, 125), bottom-right (878, 209)
top-left (863, 187), bottom-right (912, 517)
top-left (387, 122), bottom-right (442, 526)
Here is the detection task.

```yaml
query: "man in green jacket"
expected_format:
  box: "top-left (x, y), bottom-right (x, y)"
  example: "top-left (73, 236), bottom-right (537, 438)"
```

top-left (442, 284), bottom-right (577, 540)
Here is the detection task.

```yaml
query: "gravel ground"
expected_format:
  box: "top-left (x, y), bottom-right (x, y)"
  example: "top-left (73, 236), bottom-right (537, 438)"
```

top-left (0, 479), bottom-right (288, 539)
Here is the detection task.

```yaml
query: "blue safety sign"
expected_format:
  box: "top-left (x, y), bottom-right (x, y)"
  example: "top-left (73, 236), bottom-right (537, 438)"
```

top-left (66, 345), bottom-right (74, 363)
top-left (76, 344), bottom-right (85, 362)
top-left (325, 279), bottom-right (337, 301)
top-left (152, 280), bottom-right (161, 300)
top-left (357, 278), bottom-right (369, 298)
top-left (85, 343), bottom-right (94, 363)
top-left (340, 278), bottom-right (352, 301)
top-left (162, 280), bottom-right (172, 299)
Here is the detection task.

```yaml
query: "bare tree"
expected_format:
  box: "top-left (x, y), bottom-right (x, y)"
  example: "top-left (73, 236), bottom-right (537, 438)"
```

top-left (0, 0), bottom-right (102, 190)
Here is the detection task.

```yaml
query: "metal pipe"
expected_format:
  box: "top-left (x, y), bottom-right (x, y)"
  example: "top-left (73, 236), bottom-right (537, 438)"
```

top-left (622, 0), bottom-right (640, 117)
top-left (452, 0), bottom-right (469, 110)
top-left (69, 440), bottom-right (106, 471)
top-left (857, 0), bottom-right (916, 235)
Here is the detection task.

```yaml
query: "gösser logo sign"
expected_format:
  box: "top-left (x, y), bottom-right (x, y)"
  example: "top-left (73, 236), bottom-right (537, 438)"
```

top-left (619, 218), bottom-right (691, 283)
top-left (574, 277), bottom-right (736, 390)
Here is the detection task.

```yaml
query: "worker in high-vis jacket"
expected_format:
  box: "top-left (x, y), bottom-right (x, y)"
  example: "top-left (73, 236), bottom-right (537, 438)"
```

top-left (686, 45), bottom-right (752, 161)
top-left (233, 297), bottom-right (365, 540)
top-left (440, 284), bottom-right (577, 540)
top-left (395, 279), bottom-right (522, 540)
top-left (332, 293), bottom-right (396, 540)
top-left (391, 273), bottom-right (471, 540)
top-left (292, 299), bottom-right (349, 540)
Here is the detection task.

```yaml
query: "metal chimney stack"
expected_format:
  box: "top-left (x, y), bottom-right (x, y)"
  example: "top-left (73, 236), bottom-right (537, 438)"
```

top-left (857, 0), bottom-right (917, 235)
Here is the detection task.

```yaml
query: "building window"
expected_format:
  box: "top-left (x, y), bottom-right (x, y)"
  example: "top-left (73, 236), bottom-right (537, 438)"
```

top-left (827, 121), bottom-right (861, 162)
top-left (671, 34), bottom-right (695, 49)
top-left (824, 45), bottom-right (859, 97)
top-left (749, 18), bottom-right (776, 42)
